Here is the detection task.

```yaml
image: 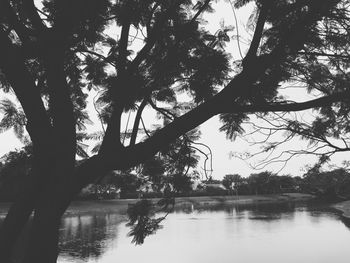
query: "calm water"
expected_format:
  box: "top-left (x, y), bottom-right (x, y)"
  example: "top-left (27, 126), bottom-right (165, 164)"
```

top-left (55, 202), bottom-right (350, 263)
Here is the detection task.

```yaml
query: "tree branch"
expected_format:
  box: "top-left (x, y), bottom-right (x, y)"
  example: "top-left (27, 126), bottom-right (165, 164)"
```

top-left (127, 0), bottom-right (183, 74)
top-left (0, 29), bottom-right (51, 144)
top-left (191, 0), bottom-right (211, 23)
top-left (148, 99), bottom-right (176, 120)
top-left (93, 90), bottom-right (106, 134)
top-left (298, 51), bottom-right (350, 59)
top-left (0, 28), bottom-right (53, 258)
top-left (99, 104), bottom-right (125, 157)
top-left (77, 48), bottom-right (116, 67)
top-left (130, 99), bottom-right (148, 146)
top-left (243, 2), bottom-right (268, 64)
top-left (117, 4), bottom-right (132, 74)
top-left (23, 0), bottom-right (47, 32)
top-left (0, 1), bottom-right (32, 44)
top-left (44, 46), bottom-right (76, 169)
top-left (224, 90), bottom-right (350, 113)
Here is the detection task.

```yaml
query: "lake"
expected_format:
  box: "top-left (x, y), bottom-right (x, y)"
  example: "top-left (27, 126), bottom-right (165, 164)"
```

top-left (55, 201), bottom-right (350, 263)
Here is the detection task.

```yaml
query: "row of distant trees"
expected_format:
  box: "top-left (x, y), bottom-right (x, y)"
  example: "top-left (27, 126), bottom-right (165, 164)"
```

top-left (222, 172), bottom-right (298, 195)
top-left (2, 145), bottom-right (350, 201)
top-left (1, 145), bottom-right (350, 201)
top-left (222, 169), bottom-right (350, 200)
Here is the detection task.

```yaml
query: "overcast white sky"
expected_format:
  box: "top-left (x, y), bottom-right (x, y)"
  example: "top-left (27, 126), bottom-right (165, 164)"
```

top-left (0, 1), bottom-right (348, 180)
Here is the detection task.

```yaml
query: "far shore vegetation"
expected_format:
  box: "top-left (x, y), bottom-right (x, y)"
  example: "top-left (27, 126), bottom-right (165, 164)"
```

top-left (1, 145), bottom-right (349, 202)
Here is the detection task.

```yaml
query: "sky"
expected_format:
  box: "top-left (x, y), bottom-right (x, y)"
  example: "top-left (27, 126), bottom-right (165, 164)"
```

top-left (0, 1), bottom-right (348, 180)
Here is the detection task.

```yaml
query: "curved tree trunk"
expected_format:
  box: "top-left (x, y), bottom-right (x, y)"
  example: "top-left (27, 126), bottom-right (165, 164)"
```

top-left (17, 40), bottom-right (79, 263)
top-left (16, 155), bottom-right (111, 263)
top-left (0, 175), bottom-right (41, 262)
top-left (0, 148), bottom-right (53, 262)
top-left (22, 207), bottom-right (61, 263)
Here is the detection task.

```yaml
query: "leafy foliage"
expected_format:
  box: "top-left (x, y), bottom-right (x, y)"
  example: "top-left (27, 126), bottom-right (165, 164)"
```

top-left (302, 168), bottom-right (350, 199)
top-left (126, 197), bottom-right (174, 245)
top-left (222, 174), bottom-right (242, 190)
top-left (219, 112), bottom-right (248, 140)
top-left (0, 1), bottom-right (349, 255)
top-left (0, 99), bottom-right (27, 143)
top-left (0, 145), bottom-right (32, 200)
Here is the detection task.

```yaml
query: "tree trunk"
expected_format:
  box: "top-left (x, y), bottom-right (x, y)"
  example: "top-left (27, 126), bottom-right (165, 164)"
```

top-left (0, 148), bottom-right (53, 262)
top-left (16, 155), bottom-right (110, 263)
top-left (0, 179), bottom-right (40, 262)
top-left (22, 194), bottom-right (64, 263)
top-left (0, 153), bottom-right (76, 262)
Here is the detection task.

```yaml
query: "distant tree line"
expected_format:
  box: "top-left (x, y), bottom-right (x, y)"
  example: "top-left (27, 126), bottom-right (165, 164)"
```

top-left (222, 172), bottom-right (299, 196)
top-left (222, 169), bottom-right (350, 200)
top-left (2, 146), bottom-right (350, 201)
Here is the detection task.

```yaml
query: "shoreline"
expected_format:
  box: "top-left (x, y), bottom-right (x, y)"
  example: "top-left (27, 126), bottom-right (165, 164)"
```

top-left (332, 200), bottom-right (350, 220)
top-left (63, 193), bottom-right (315, 216)
top-left (0, 193), bottom-right (314, 217)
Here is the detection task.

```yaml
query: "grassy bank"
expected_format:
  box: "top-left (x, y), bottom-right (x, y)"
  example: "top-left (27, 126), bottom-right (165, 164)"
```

top-left (61, 193), bottom-right (315, 216)
top-left (0, 193), bottom-right (314, 217)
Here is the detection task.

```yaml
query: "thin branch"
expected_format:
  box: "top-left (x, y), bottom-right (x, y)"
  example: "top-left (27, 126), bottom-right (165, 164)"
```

top-left (242, 2), bottom-right (268, 64)
top-left (0, 1), bottom-right (31, 44)
top-left (128, 0), bottom-right (193, 75)
top-left (130, 99), bottom-right (148, 146)
top-left (191, 0), bottom-right (211, 23)
top-left (188, 145), bottom-right (211, 180)
top-left (228, 0), bottom-right (243, 59)
top-left (224, 90), bottom-right (350, 114)
top-left (140, 116), bottom-right (151, 138)
top-left (23, 0), bottom-right (46, 32)
top-left (148, 99), bottom-right (176, 120)
top-left (342, 138), bottom-right (349, 148)
top-left (93, 90), bottom-right (106, 134)
top-left (187, 139), bottom-right (213, 178)
top-left (122, 110), bottom-right (132, 144)
top-left (298, 51), bottom-right (350, 59)
top-left (117, 4), bottom-right (132, 74)
top-left (77, 49), bottom-right (116, 67)
top-left (35, 8), bottom-right (50, 19)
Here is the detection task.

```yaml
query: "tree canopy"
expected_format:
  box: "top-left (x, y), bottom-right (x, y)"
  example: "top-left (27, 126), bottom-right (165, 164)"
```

top-left (0, 0), bottom-right (349, 262)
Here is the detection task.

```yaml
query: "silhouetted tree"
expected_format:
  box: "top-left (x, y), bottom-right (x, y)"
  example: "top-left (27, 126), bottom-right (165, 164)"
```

top-left (0, 146), bottom-right (32, 201)
top-left (222, 173), bottom-right (242, 194)
top-left (302, 168), bottom-right (350, 199)
top-left (0, 0), bottom-right (349, 262)
top-left (109, 172), bottom-right (143, 197)
top-left (248, 171), bottom-right (272, 195)
top-left (265, 174), bottom-right (296, 194)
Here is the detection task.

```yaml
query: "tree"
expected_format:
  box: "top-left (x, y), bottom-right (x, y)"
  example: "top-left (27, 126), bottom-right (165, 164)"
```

top-left (248, 171), bottom-right (272, 195)
top-left (302, 168), bottom-right (350, 199)
top-left (234, 110), bottom-right (350, 172)
top-left (265, 174), bottom-right (296, 194)
top-left (0, 145), bottom-right (32, 201)
top-left (222, 173), bottom-right (242, 194)
top-left (228, 0), bottom-right (350, 172)
top-left (0, 0), bottom-right (349, 262)
top-left (107, 172), bottom-right (143, 198)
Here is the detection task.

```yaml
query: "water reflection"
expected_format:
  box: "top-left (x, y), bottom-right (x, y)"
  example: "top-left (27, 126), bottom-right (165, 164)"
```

top-left (1, 202), bottom-right (350, 263)
top-left (56, 202), bottom-right (350, 263)
top-left (59, 214), bottom-right (122, 262)
top-left (174, 201), bottom-right (297, 221)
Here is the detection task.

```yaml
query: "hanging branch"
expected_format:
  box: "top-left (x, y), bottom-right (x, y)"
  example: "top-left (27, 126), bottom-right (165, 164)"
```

top-left (93, 90), bottom-right (106, 134)
top-left (228, 0), bottom-right (244, 59)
